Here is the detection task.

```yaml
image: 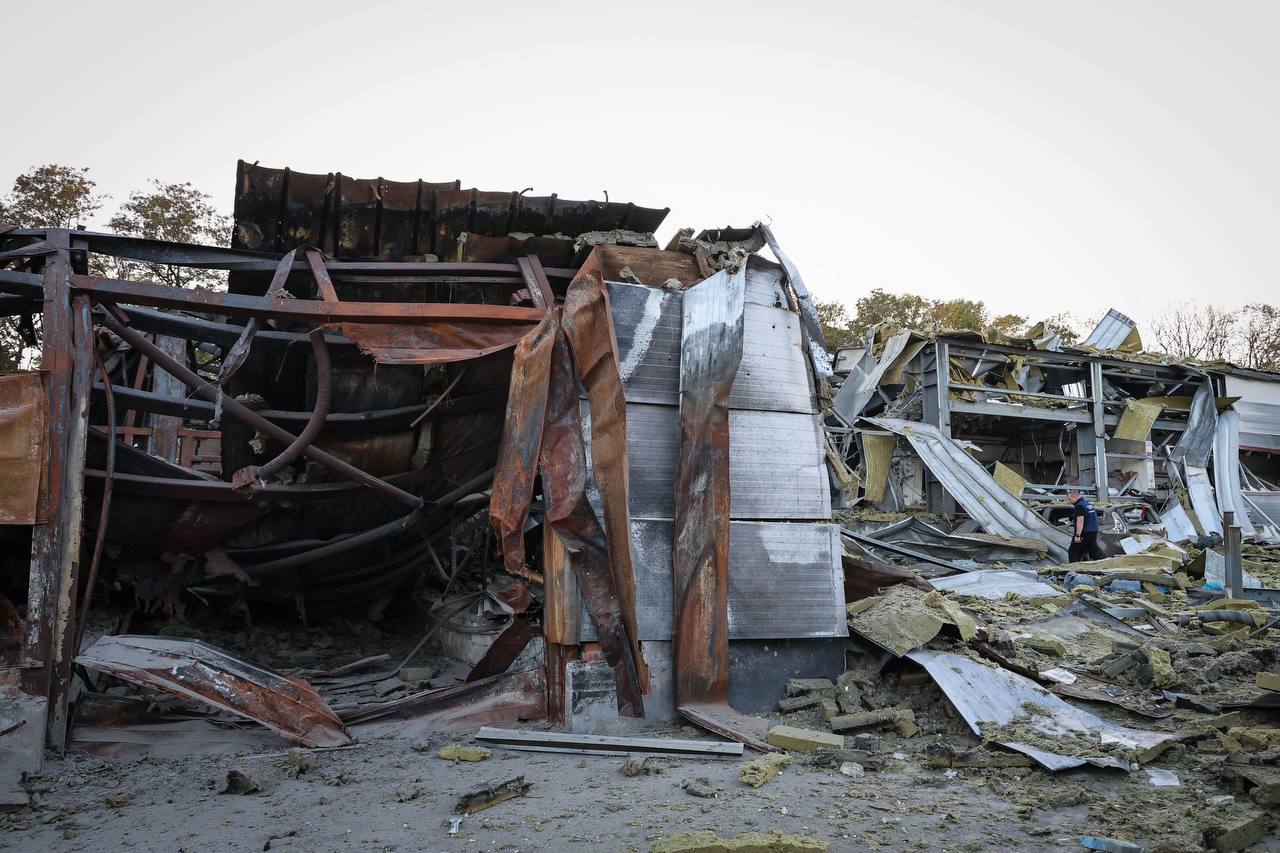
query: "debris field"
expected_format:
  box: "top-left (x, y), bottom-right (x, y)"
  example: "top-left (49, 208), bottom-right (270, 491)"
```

top-left (1, 161), bottom-right (1279, 851)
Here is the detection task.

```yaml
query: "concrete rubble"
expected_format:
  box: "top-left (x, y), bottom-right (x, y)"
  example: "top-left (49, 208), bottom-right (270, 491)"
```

top-left (1, 161), bottom-right (1279, 850)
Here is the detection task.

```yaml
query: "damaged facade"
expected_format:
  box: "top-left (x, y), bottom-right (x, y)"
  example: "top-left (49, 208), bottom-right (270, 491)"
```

top-left (2, 161), bottom-right (1280, 849)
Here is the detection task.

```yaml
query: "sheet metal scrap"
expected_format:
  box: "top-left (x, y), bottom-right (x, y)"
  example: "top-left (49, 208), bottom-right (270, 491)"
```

top-left (863, 417), bottom-right (1072, 562)
top-left (907, 648), bottom-right (1174, 772)
top-left (76, 635), bottom-right (350, 748)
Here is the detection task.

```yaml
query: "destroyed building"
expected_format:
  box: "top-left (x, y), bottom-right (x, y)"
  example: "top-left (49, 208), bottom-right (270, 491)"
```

top-left (2, 161), bottom-right (1280, 850)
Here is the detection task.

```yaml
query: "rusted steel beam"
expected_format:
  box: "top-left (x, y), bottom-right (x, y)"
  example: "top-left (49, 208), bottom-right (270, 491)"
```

top-left (76, 349), bottom-right (117, 653)
top-left (561, 263), bottom-right (646, 690)
top-left (673, 268), bottom-right (759, 747)
top-left (147, 335), bottom-right (186, 464)
top-left (46, 293), bottom-right (93, 748)
top-left (540, 323), bottom-right (644, 716)
top-left (490, 312), bottom-right (556, 575)
top-left (517, 256), bottom-right (556, 308)
top-left (100, 306), bottom-right (424, 510)
top-left (73, 272), bottom-right (546, 325)
top-left (231, 329), bottom-right (330, 490)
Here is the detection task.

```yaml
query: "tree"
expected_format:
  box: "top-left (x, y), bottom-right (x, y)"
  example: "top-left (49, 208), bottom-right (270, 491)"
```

top-left (0, 164), bottom-right (104, 229)
top-left (846, 289), bottom-right (935, 340)
top-left (108, 180), bottom-right (231, 290)
top-left (816, 300), bottom-right (859, 350)
top-left (1236, 303), bottom-right (1280, 370)
top-left (0, 165), bottom-right (105, 371)
top-left (990, 313), bottom-right (1030, 337)
top-left (1150, 301), bottom-right (1238, 361)
top-left (1040, 311), bottom-right (1084, 347)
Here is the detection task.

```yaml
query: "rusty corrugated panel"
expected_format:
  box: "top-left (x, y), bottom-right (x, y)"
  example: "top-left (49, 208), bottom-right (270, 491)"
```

top-left (539, 319), bottom-right (644, 716)
top-left (0, 372), bottom-right (46, 524)
top-left (76, 635), bottom-right (350, 748)
top-left (560, 262), bottom-right (647, 690)
top-left (490, 312), bottom-right (557, 574)
top-left (232, 161), bottom-right (669, 260)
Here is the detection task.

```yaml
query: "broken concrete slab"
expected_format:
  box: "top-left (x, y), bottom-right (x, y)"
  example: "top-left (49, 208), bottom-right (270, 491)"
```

top-left (777, 694), bottom-right (822, 713)
top-left (829, 708), bottom-right (918, 737)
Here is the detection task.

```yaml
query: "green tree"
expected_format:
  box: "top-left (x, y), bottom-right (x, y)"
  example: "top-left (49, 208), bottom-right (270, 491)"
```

top-left (0, 165), bottom-right (105, 371)
top-left (108, 180), bottom-right (230, 290)
top-left (816, 300), bottom-right (859, 350)
top-left (847, 288), bottom-right (934, 340)
top-left (929, 298), bottom-right (987, 331)
top-left (990, 313), bottom-right (1030, 336)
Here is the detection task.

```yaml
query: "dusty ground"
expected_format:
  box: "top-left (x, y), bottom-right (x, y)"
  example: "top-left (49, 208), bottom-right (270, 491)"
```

top-left (3, 720), bottom-right (1276, 853)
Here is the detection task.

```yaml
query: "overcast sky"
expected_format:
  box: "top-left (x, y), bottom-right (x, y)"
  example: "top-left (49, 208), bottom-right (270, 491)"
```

top-left (3, 1), bottom-right (1276, 331)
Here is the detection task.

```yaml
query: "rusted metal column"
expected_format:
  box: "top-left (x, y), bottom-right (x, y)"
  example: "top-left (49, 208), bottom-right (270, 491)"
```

top-left (22, 229), bottom-right (94, 748)
top-left (47, 294), bottom-right (93, 747)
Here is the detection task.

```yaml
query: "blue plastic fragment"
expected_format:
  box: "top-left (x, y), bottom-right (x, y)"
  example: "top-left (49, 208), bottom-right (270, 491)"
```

top-left (1107, 579), bottom-right (1142, 592)
top-left (1080, 835), bottom-right (1150, 852)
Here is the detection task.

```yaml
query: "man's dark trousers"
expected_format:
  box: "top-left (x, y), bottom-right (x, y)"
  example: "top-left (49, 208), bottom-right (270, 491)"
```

top-left (1068, 531), bottom-right (1104, 562)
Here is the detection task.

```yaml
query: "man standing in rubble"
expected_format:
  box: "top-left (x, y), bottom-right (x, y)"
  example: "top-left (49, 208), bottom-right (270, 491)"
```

top-left (1066, 489), bottom-right (1104, 562)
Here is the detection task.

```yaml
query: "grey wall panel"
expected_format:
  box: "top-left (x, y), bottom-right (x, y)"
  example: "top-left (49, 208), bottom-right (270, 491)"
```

top-left (745, 257), bottom-right (790, 309)
top-left (729, 306), bottom-right (815, 412)
top-left (607, 282), bottom-right (682, 406)
top-left (606, 281), bottom-right (815, 414)
top-left (624, 404), bottom-right (829, 519)
top-left (580, 520), bottom-right (846, 642)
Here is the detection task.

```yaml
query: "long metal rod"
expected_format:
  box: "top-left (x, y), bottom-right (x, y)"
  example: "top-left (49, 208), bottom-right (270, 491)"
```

top-left (100, 304), bottom-right (423, 509)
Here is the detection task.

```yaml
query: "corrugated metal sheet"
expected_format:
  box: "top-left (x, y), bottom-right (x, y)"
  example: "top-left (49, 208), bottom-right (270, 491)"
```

top-left (866, 417), bottom-right (1072, 561)
top-left (578, 520), bottom-right (845, 642)
top-left (907, 648), bottom-right (1174, 772)
top-left (232, 161), bottom-right (670, 260)
top-left (832, 330), bottom-right (927, 423)
top-left (622, 404), bottom-right (830, 519)
top-left (928, 569), bottom-right (1059, 600)
top-left (1213, 409), bottom-right (1256, 535)
top-left (1081, 308), bottom-right (1140, 352)
top-left (606, 281), bottom-right (814, 413)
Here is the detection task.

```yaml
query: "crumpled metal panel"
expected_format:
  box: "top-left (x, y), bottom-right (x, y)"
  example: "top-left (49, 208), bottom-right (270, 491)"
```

top-left (1169, 380), bottom-right (1217, 468)
top-left (76, 635), bottom-right (350, 748)
top-left (1081, 308), bottom-right (1141, 353)
top-left (0, 371), bottom-right (45, 524)
top-left (1222, 374), bottom-right (1280, 453)
top-left (907, 648), bottom-right (1174, 771)
top-left (578, 520), bottom-right (845, 642)
top-left (743, 256), bottom-right (790, 309)
top-left (1184, 465), bottom-right (1223, 537)
top-left (832, 329), bottom-right (927, 423)
top-left (491, 312), bottom-right (557, 574)
top-left (1243, 491), bottom-right (1280, 536)
top-left (673, 267), bottom-right (744, 707)
top-left (1159, 502), bottom-right (1199, 542)
top-left (606, 281), bottom-right (814, 413)
top-left (755, 223), bottom-right (832, 382)
top-left (621, 405), bottom-right (829, 519)
top-left (1213, 409), bottom-right (1256, 535)
top-left (866, 417), bottom-right (1072, 561)
top-left (538, 321), bottom-right (644, 716)
top-left (864, 516), bottom-right (1046, 562)
top-left (562, 268), bottom-right (647, 691)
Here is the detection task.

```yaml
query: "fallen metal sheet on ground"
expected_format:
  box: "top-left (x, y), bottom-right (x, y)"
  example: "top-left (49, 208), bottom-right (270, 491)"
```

top-left (864, 418), bottom-right (1070, 561)
top-left (69, 695), bottom-right (282, 759)
top-left (861, 516), bottom-right (1046, 563)
top-left (474, 725), bottom-right (743, 758)
top-left (1013, 599), bottom-right (1147, 663)
top-left (907, 648), bottom-right (1176, 771)
top-left (929, 569), bottom-right (1059, 600)
top-left (346, 669), bottom-right (546, 729)
top-left (76, 635), bottom-right (351, 748)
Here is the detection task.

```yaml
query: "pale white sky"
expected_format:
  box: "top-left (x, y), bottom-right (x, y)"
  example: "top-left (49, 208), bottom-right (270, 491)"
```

top-left (3, 1), bottom-right (1277, 331)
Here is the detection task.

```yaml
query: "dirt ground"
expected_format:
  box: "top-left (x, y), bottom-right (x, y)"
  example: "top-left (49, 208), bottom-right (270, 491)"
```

top-left (4, 719), bottom-right (1276, 853)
